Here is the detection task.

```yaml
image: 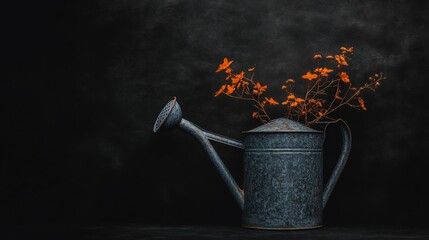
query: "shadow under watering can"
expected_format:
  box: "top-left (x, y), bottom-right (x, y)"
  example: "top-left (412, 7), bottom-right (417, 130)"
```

top-left (153, 97), bottom-right (351, 230)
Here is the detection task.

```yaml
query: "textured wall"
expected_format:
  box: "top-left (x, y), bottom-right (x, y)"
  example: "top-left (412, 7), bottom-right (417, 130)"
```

top-left (2, 0), bottom-right (429, 226)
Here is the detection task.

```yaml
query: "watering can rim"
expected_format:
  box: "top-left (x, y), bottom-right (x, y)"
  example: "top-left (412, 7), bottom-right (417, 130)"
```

top-left (242, 118), bottom-right (323, 134)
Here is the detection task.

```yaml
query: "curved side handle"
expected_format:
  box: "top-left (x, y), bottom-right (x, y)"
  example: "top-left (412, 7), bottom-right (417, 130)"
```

top-left (322, 119), bottom-right (352, 208)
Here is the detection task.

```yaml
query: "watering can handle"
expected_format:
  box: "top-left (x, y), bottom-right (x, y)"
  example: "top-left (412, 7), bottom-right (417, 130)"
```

top-left (322, 119), bottom-right (352, 208)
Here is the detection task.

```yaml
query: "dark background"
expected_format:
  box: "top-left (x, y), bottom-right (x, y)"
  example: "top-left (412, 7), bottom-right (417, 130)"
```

top-left (2, 0), bottom-right (429, 228)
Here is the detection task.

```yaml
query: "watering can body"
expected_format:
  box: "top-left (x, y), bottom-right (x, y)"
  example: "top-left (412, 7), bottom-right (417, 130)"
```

top-left (242, 121), bottom-right (324, 229)
top-left (154, 97), bottom-right (351, 230)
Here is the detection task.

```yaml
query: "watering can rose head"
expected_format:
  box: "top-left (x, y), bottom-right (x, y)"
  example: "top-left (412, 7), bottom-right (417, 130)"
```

top-left (214, 47), bottom-right (386, 126)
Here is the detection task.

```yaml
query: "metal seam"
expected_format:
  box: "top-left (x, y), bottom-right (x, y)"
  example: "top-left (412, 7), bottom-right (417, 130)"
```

top-left (245, 148), bottom-right (322, 152)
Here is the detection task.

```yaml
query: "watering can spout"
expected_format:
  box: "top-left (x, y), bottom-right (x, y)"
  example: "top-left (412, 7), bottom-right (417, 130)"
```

top-left (153, 97), bottom-right (245, 209)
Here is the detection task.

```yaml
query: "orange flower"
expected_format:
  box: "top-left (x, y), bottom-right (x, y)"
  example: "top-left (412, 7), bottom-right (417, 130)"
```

top-left (313, 54), bottom-right (322, 59)
top-left (265, 97), bottom-right (279, 105)
top-left (322, 68), bottom-right (333, 77)
top-left (287, 93), bottom-right (296, 101)
top-left (335, 55), bottom-right (348, 67)
top-left (214, 84), bottom-right (226, 97)
top-left (315, 68), bottom-right (334, 77)
top-left (253, 82), bottom-right (267, 95)
top-left (225, 85), bottom-right (235, 95)
top-left (252, 112), bottom-right (259, 119)
top-left (286, 79), bottom-right (295, 83)
top-left (358, 97), bottom-right (367, 110)
top-left (231, 71), bottom-right (245, 84)
top-left (340, 47), bottom-right (353, 53)
top-left (248, 66), bottom-right (256, 71)
top-left (225, 67), bottom-right (232, 74)
top-left (326, 55), bottom-right (334, 59)
top-left (339, 72), bottom-right (350, 83)
top-left (302, 72), bottom-right (318, 81)
top-left (290, 102), bottom-right (298, 107)
top-left (216, 58), bottom-right (233, 72)
top-left (296, 98), bottom-right (305, 103)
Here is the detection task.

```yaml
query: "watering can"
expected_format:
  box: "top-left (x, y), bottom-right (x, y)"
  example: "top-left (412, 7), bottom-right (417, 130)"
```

top-left (153, 97), bottom-right (351, 230)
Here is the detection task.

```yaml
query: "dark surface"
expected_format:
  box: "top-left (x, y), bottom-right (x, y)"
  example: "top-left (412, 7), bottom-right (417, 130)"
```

top-left (2, 0), bottom-right (429, 228)
top-left (71, 225), bottom-right (429, 240)
top-left (2, 225), bottom-right (429, 240)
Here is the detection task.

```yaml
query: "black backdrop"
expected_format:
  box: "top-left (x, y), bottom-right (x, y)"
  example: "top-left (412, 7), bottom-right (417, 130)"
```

top-left (2, 0), bottom-right (429, 227)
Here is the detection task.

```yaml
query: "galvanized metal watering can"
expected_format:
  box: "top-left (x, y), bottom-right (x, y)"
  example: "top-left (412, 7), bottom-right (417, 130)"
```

top-left (153, 97), bottom-right (351, 230)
